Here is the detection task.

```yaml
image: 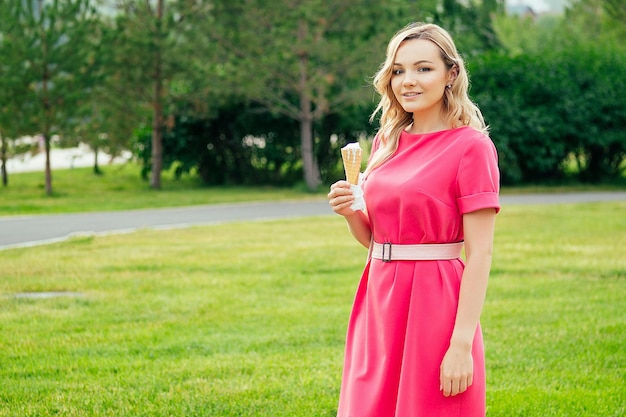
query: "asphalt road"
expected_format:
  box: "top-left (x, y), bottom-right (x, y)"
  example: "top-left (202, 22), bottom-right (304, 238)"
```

top-left (1, 191), bottom-right (625, 250)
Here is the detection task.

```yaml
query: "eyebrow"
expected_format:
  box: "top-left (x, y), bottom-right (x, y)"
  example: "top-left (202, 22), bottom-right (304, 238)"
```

top-left (393, 60), bottom-right (434, 66)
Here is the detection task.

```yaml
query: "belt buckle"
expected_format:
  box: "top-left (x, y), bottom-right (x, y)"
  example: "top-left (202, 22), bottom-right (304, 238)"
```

top-left (382, 242), bottom-right (392, 262)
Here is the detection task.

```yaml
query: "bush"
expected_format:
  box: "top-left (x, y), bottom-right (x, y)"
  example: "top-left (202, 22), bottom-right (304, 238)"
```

top-left (133, 100), bottom-right (374, 187)
top-left (470, 44), bottom-right (626, 184)
top-left (133, 102), bottom-right (301, 186)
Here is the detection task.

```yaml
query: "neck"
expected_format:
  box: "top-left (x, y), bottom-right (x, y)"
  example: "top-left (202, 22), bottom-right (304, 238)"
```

top-left (407, 119), bottom-right (451, 135)
top-left (408, 108), bottom-right (450, 134)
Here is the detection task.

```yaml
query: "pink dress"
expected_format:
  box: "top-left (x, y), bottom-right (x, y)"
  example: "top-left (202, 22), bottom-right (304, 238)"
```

top-left (337, 127), bottom-right (500, 417)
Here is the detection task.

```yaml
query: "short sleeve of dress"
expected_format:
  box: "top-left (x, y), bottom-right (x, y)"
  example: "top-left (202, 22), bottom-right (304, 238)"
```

top-left (456, 132), bottom-right (501, 214)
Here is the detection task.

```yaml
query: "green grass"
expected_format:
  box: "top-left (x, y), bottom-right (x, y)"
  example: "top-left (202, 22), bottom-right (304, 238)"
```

top-left (0, 164), bottom-right (321, 216)
top-left (0, 201), bottom-right (624, 416)
top-left (486, 203), bottom-right (625, 416)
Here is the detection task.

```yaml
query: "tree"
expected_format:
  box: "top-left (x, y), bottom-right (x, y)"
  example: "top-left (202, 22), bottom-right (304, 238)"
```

top-left (559, 0), bottom-right (626, 43)
top-left (434, 0), bottom-right (504, 54)
top-left (491, 12), bottom-right (562, 57)
top-left (13, 0), bottom-right (101, 195)
top-left (196, 0), bottom-right (424, 191)
top-left (603, 0), bottom-right (626, 24)
top-left (107, 0), bottom-right (166, 189)
top-left (66, 13), bottom-right (134, 175)
top-left (0, 1), bottom-right (35, 186)
top-left (109, 0), bottom-right (209, 189)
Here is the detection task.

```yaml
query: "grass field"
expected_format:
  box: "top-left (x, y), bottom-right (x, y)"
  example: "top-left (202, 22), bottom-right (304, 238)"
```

top-left (0, 196), bottom-right (624, 416)
top-left (0, 164), bottom-right (319, 216)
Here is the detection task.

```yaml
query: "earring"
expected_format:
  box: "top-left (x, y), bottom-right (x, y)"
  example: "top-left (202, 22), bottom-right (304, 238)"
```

top-left (446, 84), bottom-right (452, 89)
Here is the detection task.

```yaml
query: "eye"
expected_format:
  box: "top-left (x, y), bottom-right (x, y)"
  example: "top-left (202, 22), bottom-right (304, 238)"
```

top-left (392, 68), bottom-right (404, 75)
top-left (417, 67), bottom-right (431, 72)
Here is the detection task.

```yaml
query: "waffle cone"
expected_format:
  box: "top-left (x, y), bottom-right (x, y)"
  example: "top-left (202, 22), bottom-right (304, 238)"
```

top-left (341, 145), bottom-right (362, 185)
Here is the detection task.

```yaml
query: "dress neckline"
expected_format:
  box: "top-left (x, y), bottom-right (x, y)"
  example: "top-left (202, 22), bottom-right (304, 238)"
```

top-left (402, 125), bottom-right (471, 137)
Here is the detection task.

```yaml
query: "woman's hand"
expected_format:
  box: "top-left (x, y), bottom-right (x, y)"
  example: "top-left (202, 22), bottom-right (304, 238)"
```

top-left (440, 342), bottom-right (474, 397)
top-left (328, 180), bottom-right (371, 248)
top-left (327, 180), bottom-right (357, 217)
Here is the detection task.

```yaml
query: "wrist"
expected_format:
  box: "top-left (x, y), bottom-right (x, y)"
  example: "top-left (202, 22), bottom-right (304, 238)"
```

top-left (449, 334), bottom-right (473, 351)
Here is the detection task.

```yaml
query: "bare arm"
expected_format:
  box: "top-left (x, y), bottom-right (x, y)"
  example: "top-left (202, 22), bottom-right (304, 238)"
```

top-left (327, 180), bottom-right (371, 248)
top-left (440, 208), bottom-right (497, 397)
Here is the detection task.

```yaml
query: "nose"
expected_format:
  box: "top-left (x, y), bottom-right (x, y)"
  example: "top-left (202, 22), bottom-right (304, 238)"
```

top-left (402, 72), bottom-right (417, 86)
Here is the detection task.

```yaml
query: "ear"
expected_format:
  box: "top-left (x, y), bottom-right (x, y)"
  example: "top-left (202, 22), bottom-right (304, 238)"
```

top-left (447, 65), bottom-right (459, 86)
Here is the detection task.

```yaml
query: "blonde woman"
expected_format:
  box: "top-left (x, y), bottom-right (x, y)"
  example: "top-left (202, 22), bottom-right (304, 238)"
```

top-left (328, 22), bottom-right (500, 416)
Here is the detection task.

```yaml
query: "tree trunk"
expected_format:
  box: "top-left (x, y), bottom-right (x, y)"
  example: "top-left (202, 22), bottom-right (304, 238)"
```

top-left (150, 90), bottom-right (163, 189)
top-left (150, 75), bottom-right (163, 189)
top-left (1, 163), bottom-right (6, 187)
top-left (44, 133), bottom-right (52, 195)
top-left (41, 0), bottom-right (53, 196)
top-left (300, 115), bottom-right (320, 191)
top-left (0, 136), bottom-right (7, 187)
top-left (93, 144), bottom-right (101, 175)
top-left (43, 83), bottom-right (53, 195)
top-left (150, 0), bottom-right (164, 190)
top-left (297, 20), bottom-right (321, 192)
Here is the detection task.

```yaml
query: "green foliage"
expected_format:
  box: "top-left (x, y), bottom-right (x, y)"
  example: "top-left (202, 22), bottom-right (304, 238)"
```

top-left (491, 13), bottom-right (561, 56)
top-left (201, 0), bottom-right (413, 114)
top-left (0, 202), bottom-right (624, 416)
top-left (475, 2), bottom-right (626, 184)
top-left (191, 0), bottom-right (433, 190)
top-left (3, 0), bottom-right (626, 190)
top-left (603, 0), bottom-right (626, 25)
top-left (0, 0), bottom-right (102, 192)
top-left (471, 41), bottom-right (626, 184)
top-left (434, 0), bottom-right (505, 54)
top-left (314, 102), bottom-right (376, 184)
top-left (471, 53), bottom-right (569, 183)
top-left (106, 0), bottom-right (212, 189)
top-left (0, 2), bottom-right (33, 139)
top-left (18, 0), bottom-right (101, 134)
top-left (67, 19), bottom-right (133, 172)
top-left (563, 0), bottom-right (626, 41)
top-left (132, 95), bottom-right (376, 187)
top-left (132, 102), bottom-right (303, 186)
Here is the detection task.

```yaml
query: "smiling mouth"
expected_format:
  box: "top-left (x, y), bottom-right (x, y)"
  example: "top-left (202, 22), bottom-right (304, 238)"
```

top-left (403, 92), bottom-right (421, 97)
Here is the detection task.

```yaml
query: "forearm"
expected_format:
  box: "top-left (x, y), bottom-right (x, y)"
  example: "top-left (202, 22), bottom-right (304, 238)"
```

top-left (345, 210), bottom-right (371, 248)
top-left (328, 180), bottom-right (372, 248)
top-left (450, 208), bottom-right (497, 349)
top-left (449, 253), bottom-right (492, 348)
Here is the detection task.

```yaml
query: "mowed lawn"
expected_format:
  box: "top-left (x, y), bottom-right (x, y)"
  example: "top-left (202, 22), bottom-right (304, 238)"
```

top-left (0, 201), bottom-right (624, 416)
top-left (0, 165), bottom-right (321, 216)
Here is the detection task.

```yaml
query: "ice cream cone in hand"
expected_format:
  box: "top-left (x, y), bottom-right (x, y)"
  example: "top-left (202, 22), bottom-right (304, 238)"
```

top-left (341, 143), bottom-right (362, 185)
top-left (339, 143), bottom-right (366, 211)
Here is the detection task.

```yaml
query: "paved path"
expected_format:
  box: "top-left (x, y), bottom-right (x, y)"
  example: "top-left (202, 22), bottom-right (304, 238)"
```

top-left (1, 191), bottom-right (624, 250)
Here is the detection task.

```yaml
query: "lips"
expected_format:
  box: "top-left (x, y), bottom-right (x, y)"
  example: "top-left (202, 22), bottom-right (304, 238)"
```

top-left (403, 92), bottom-right (421, 97)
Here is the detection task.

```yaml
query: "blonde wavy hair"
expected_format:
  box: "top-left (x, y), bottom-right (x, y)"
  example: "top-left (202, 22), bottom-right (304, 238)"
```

top-left (365, 22), bottom-right (488, 176)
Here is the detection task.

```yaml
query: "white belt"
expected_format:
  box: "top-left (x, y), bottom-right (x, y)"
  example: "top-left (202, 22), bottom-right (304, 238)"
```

top-left (371, 241), bottom-right (463, 262)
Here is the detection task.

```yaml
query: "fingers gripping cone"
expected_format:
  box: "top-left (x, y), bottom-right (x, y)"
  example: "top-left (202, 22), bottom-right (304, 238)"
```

top-left (341, 143), bottom-right (362, 185)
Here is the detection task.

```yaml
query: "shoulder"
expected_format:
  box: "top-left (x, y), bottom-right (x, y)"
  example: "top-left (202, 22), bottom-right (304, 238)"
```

top-left (454, 127), bottom-right (497, 155)
top-left (454, 126), bottom-right (491, 143)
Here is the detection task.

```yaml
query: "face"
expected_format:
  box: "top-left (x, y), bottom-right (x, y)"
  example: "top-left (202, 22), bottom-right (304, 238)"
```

top-left (391, 38), bottom-right (456, 120)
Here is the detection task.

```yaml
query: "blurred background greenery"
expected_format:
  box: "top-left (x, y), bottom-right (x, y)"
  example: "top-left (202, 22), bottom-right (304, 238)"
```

top-left (0, 0), bottom-right (624, 195)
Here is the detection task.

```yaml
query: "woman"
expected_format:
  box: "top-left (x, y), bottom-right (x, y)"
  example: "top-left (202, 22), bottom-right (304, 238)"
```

top-left (327, 22), bottom-right (500, 416)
